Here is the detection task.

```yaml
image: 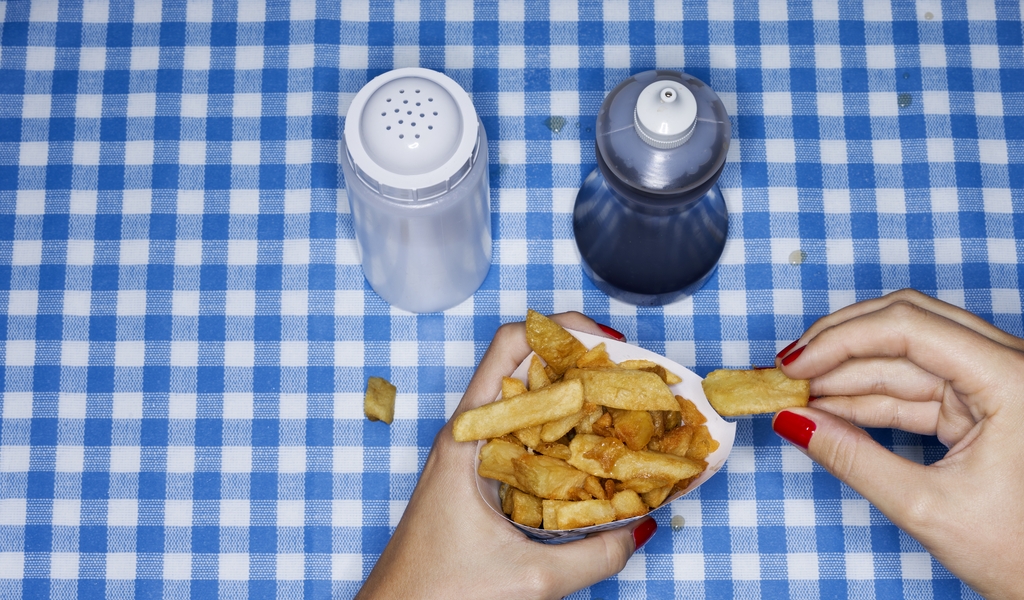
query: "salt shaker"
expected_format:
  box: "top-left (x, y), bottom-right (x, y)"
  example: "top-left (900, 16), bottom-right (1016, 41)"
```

top-left (573, 70), bottom-right (731, 305)
top-left (341, 68), bottom-right (491, 313)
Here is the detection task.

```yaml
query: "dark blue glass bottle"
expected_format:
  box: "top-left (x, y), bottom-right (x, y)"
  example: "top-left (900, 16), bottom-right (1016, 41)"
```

top-left (574, 70), bottom-right (731, 305)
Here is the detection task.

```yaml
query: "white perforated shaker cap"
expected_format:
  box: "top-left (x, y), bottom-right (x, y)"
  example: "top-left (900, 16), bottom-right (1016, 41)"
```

top-left (633, 81), bottom-right (697, 149)
top-left (344, 68), bottom-right (481, 201)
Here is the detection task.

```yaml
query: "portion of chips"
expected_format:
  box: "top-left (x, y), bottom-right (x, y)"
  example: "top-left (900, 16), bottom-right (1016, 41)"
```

top-left (364, 376), bottom-right (397, 424)
top-left (459, 313), bottom-right (719, 530)
top-left (701, 368), bottom-right (810, 416)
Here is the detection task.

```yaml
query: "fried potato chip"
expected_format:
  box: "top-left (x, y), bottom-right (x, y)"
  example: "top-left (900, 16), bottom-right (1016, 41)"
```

top-left (581, 435), bottom-right (628, 472)
top-left (477, 438), bottom-right (529, 488)
top-left (510, 489), bottom-right (543, 528)
top-left (542, 500), bottom-right (572, 530)
top-left (573, 403), bottom-right (604, 435)
top-left (526, 309), bottom-right (588, 376)
top-left (590, 411), bottom-right (614, 437)
top-left (364, 377), bottom-right (397, 424)
top-left (569, 434), bottom-right (705, 483)
top-left (534, 442), bottom-right (572, 461)
top-left (617, 477), bottom-right (675, 494)
top-left (550, 499), bottom-right (616, 529)
top-left (609, 408), bottom-right (655, 451)
top-left (563, 368), bottom-right (680, 412)
top-left (500, 482), bottom-right (513, 515)
top-left (514, 425), bottom-right (542, 449)
top-left (665, 409), bottom-right (682, 430)
top-left (610, 490), bottom-right (649, 520)
top-left (453, 379), bottom-right (584, 442)
top-left (676, 395), bottom-right (707, 426)
top-left (653, 424), bottom-right (695, 458)
top-left (512, 454), bottom-right (591, 500)
top-left (527, 355), bottom-right (552, 390)
top-left (685, 424), bottom-right (720, 461)
top-left (502, 376), bottom-right (528, 399)
top-left (576, 343), bottom-right (618, 369)
top-left (701, 368), bottom-right (810, 416)
top-left (640, 484), bottom-right (674, 509)
top-left (540, 408), bottom-right (587, 443)
top-left (583, 475), bottom-right (607, 500)
top-left (618, 359), bottom-right (681, 385)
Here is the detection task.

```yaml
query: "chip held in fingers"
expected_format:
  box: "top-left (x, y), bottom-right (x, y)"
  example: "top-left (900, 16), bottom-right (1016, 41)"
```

top-left (701, 368), bottom-right (810, 416)
top-left (461, 311), bottom-right (735, 537)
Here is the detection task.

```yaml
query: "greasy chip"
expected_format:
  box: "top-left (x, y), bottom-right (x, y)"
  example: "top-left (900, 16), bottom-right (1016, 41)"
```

top-left (525, 309), bottom-right (588, 376)
top-left (512, 454), bottom-right (591, 500)
top-left (702, 368), bottom-right (810, 416)
top-left (453, 379), bottom-right (584, 442)
top-left (364, 377), bottom-right (396, 424)
top-left (563, 368), bottom-right (680, 411)
top-left (510, 489), bottom-right (544, 528)
top-left (527, 355), bottom-right (552, 390)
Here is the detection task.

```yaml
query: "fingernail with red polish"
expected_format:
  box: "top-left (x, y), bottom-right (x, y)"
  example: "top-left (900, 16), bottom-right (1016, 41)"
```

top-left (773, 410), bottom-right (816, 449)
top-left (632, 517), bottom-right (657, 551)
top-left (776, 339), bottom-right (799, 359)
top-left (781, 345), bottom-right (805, 366)
top-left (808, 396), bottom-right (818, 402)
top-left (598, 323), bottom-right (625, 341)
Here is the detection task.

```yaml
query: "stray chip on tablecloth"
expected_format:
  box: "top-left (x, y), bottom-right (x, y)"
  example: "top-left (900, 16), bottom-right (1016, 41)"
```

top-left (364, 376), bottom-right (397, 424)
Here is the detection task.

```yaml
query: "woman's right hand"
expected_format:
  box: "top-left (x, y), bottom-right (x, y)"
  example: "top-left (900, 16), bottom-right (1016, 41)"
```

top-left (773, 289), bottom-right (1024, 599)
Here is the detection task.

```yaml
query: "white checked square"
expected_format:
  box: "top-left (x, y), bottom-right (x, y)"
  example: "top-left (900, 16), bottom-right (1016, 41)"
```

top-left (51, 499), bottom-right (80, 526)
top-left (766, 139), bottom-right (795, 163)
top-left (79, 46), bottom-right (107, 70)
top-left (551, 45), bottom-right (579, 69)
top-left (219, 554), bottom-right (249, 580)
top-left (232, 141), bottom-right (261, 165)
top-left (773, 289), bottom-right (804, 315)
top-left (0, 446), bottom-right (28, 472)
top-left (11, 239), bottom-right (42, 266)
top-left (656, 45), bottom-right (685, 68)
top-left (922, 91), bottom-right (950, 115)
top-left (107, 499), bottom-right (138, 526)
top-left (277, 500), bottom-right (305, 527)
top-left (498, 92), bottom-right (525, 117)
top-left (842, 499), bottom-right (871, 526)
top-left (223, 290), bottom-right (256, 316)
top-left (279, 447), bottom-right (307, 474)
top-left (729, 500), bottom-right (757, 527)
top-left (340, 45), bottom-right (369, 70)
top-left (119, 240), bottom-right (150, 266)
top-left (333, 447), bottom-right (363, 473)
top-left (286, 140), bottom-right (311, 164)
top-left (16, 190), bottom-right (46, 214)
top-left (164, 500), bottom-right (194, 527)
top-left (499, 140), bottom-right (525, 164)
top-left (173, 290), bottom-right (200, 315)
top-left (279, 394), bottom-right (306, 420)
top-left (761, 46), bottom-right (790, 69)
top-left (732, 554), bottom-right (761, 580)
top-left (169, 394), bottom-right (197, 419)
top-left (619, 554), bottom-right (646, 580)
top-left (499, 0), bottom-right (524, 20)
top-left (163, 554), bottom-right (192, 580)
top-left (975, 92), bottom-right (1004, 116)
top-left (70, 191), bottom-right (96, 214)
top-left (222, 393), bottom-right (253, 419)
top-left (444, 341), bottom-right (475, 367)
top-left (445, 46), bottom-right (474, 69)
top-left (184, 46), bottom-right (210, 70)
top-left (710, 45), bottom-right (736, 69)
top-left (115, 341), bottom-right (145, 367)
top-left (220, 447), bottom-right (251, 473)
top-left (280, 342), bottom-right (307, 367)
top-left (166, 446), bottom-right (195, 473)
top-left (788, 553), bottom-right (819, 580)
top-left (988, 238), bottom-right (1018, 263)
top-left (1, 393), bottom-right (32, 419)
top-left (228, 239), bottom-right (257, 265)
top-left (763, 92), bottom-right (792, 116)
top-left (336, 239), bottom-right (360, 265)
top-left (390, 341), bottom-right (418, 367)
top-left (390, 446), bottom-right (419, 474)
top-left (277, 554), bottom-right (305, 581)
top-left (113, 393), bottom-right (143, 419)
top-left (901, 553), bottom-right (932, 579)
top-left (552, 140), bottom-right (581, 164)
top-left (719, 290), bottom-right (747, 315)
top-left (919, 44), bottom-right (946, 68)
top-left (817, 92), bottom-right (844, 117)
top-left (233, 93), bottom-right (261, 117)
top-left (61, 342), bottom-right (89, 367)
top-left (727, 446), bottom-right (755, 473)
top-left (50, 552), bottom-right (78, 579)
top-left (283, 238), bottom-right (309, 264)
top-left (826, 238), bottom-right (855, 264)
top-left (180, 94), bottom-right (208, 118)
top-left (932, 188), bottom-right (959, 212)
top-left (134, 2), bottom-right (164, 22)
top-left (131, 47), bottom-right (160, 71)
top-left (819, 140), bottom-right (847, 164)
top-left (879, 239), bottom-right (909, 264)
top-left (285, 189), bottom-right (311, 213)
top-left (23, 95), bottom-right (51, 119)
top-left (979, 139), bottom-right (1008, 164)
top-left (604, 45), bottom-right (631, 69)
top-left (30, 2), bottom-right (59, 20)
top-left (846, 553), bottom-right (874, 579)
top-left (664, 340), bottom-right (695, 367)
top-left (289, 44), bottom-right (314, 69)
top-left (872, 139), bottom-right (902, 163)
top-left (815, 45), bottom-right (842, 69)
top-left (550, 91), bottom-right (579, 116)
top-left (781, 444), bottom-right (814, 472)
top-left (175, 239), bottom-right (203, 265)
top-left (334, 342), bottom-right (364, 367)
top-left (933, 238), bottom-right (962, 263)
top-left (56, 446), bottom-right (84, 472)
top-left (8, 291), bottom-right (39, 315)
top-left (187, 0), bottom-right (213, 21)
top-left (20, 142), bottom-right (49, 166)
top-left (389, 501), bottom-right (407, 527)
top-left (971, 45), bottom-right (1000, 69)
top-left (5, 337), bottom-right (36, 366)
top-left (673, 554), bottom-right (706, 581)
top-left (26, 47), bottom-right (56, 71)
top-left (552, 239), bottom-right (579, 265)
top-left (991, 289), bottom-right (1021, 314)
top-left (287, 92), bottom-right (312, 117)
top-left (500, 290), bottom-right (527, 317)
top-left (280, 290), bottom-right (306, 315)
top-left (290, 0), bottom-right (315, 20)
top-left (219, 500), bottom-right (249, 527)
top-left (333, 500), bottom-right (361, 527)
top-left (332, 554), bottom-right (362, 581)
top-left (784, 499), bottom-right (816, 526)
top-left (499, 45), bottom-right (524, 69)
top-left (66, 240), bottom-right (94, 265)
top-left (771, 238), bottom-right (802, 264)
top-left (171, 342), bottom-right (198, 367)
top-left (866, 45), bottom-right (895, 69)
top-left (106, 554), bottom-right (137, 580)
top-left (223, 341), bottom-right (254, 367)
top-left (877, 188), bottom-right (906, 212)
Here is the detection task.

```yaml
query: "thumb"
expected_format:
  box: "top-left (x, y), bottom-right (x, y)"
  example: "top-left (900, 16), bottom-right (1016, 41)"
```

top-left (772, 408), bottom-right (934, 532)
top-left (540, 517), bottom-right (655, 597)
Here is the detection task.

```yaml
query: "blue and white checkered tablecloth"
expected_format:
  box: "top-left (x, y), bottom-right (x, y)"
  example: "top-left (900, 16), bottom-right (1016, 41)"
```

top-left (0, 0), bottom-right (1018, 597)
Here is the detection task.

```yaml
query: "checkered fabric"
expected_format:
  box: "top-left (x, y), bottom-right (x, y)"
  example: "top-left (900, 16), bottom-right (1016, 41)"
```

top-left (0, 0), bottom-right (1017, 597)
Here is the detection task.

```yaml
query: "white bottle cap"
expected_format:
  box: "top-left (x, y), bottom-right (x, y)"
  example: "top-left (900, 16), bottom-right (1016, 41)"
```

top-left (344, 68), bottom-right (481, 201)
top-left (633, 81), bottom-right (697, 149)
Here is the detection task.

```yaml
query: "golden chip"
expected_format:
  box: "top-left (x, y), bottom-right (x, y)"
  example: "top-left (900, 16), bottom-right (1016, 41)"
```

top-left (477, 438), bottom-right (529, 489)
top-left (702, 368), bottom-right (810, 416)
top-left (563, 368), bottom-right (680, 411)
top-left (525, 309), bottom-right (588, 376)
top-left (550, 499), bottom-right (616, 529)
top-left (512, 454), bottom-right (591, 500)
top-left (453, 379), bottom-right (584, 442)
top-left (611, 490), bottom-right (649, 519)
top-left (576, 343), bottom-right (618, 369)
top-left (510, 489), bottom-right (544, 528)
top-left (527, 355), bottom-right (552, 390)
top-left (363, 377), bottom-right (396, 424)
